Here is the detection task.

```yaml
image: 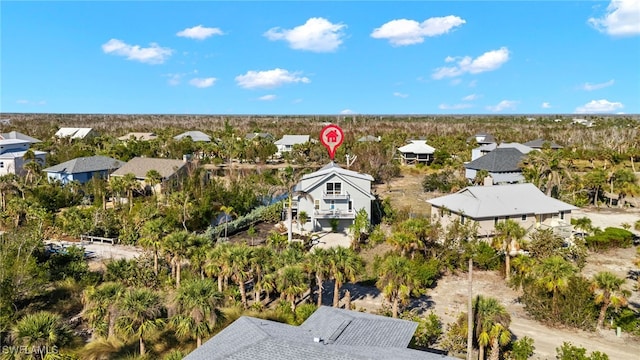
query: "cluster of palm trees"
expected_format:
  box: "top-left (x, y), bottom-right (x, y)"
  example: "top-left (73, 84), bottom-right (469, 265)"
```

top-left (78, 226), bottom-right (370, 356)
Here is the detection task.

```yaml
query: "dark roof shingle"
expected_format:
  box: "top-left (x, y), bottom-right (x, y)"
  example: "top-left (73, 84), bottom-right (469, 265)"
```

top-left (464, 147), bottom-right (525, 172)
top-left (43, 156), bottom-right (125, 174)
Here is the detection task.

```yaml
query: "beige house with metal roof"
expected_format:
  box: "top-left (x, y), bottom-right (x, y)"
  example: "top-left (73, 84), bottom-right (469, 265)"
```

top-left (428, 183), bottom-right (577, 238)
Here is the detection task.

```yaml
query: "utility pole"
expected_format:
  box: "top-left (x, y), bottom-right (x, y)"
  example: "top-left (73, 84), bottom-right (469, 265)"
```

top-left (467, 257), bottom-right (473, 360)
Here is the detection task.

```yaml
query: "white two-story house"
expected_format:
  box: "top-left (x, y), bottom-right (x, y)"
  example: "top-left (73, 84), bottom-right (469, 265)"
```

top-left (293, 162), bottom-right (375, 232)
top-left (0, 137), bottom-right (47, 176)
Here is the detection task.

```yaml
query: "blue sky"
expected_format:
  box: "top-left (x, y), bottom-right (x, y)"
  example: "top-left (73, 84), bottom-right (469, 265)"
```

top-left (1, 0), bottom-right (639, 115)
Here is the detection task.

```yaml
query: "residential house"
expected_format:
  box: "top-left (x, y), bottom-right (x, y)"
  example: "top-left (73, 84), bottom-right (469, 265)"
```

top-left (398, 140), bottom-right (436, 165)
top-left (185, 306), bottom-right (453, 360)
top-left (55, 127), bottom-right (98, 139)
top-left (471, 142), bottom-right (534, 161)
top-left (174, 131), bottom-right (211, 142)
top-left (427, 183), bottom-right (577, 238)
top-left (467, 133), bottom-right (496, 145)
top-left (292, 162), bottom-right (374, 232)
top-left (43, 156), bottom-right (125, 184)
top-left (118, 132), bottom-right (158, 141)
top-left (464, 147), bottom-right (528, 184)
top-left (274, 135), bottom-right (309, 157)
top-left (110, 157), bottom-right (188, 194)
top-left (245, 132), bottom-right (274, 141)
top-left (0, 138), bottom-right (46, 176)
top-left (523, 138), bottom-right (563, 150)
top-left (0, 131), bottom-right (41, 144)
top-left (572, 118), bottom-right (595, 127)
top-left (357, 135), bottom-right (381, 142)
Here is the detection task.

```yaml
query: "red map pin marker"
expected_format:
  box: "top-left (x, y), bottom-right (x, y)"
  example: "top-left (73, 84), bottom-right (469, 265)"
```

top-left (320, 124), bottom-right (344, 160)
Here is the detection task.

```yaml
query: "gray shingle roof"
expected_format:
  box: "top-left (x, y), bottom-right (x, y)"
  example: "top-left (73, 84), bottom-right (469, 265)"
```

top-left (464, 147), bottom-right (525, 172)
top-left (427, 183), bottom-right (578, 218)
top-left (43, 156), bottom-right (125, 174)
top-left (110, 157), bottom-right (187, 179)
top-left (245, 132), bottom-right (274, 141)
top-left (523, 138), bottom-right (563, 149)
top-left (185, 306), bottom-right (454, 360)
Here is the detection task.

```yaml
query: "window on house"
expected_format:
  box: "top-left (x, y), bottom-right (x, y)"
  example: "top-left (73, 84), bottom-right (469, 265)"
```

top-left (314, 200), bottom-right (319, 210)
top-left (0, 162), bottom-right (3, 168)
top-left (348, 200), bottom-right (353, 212)
top-left (326, 182), bottom-right (342, 195)
top-left (521, 214), bottom-right (527, 221)
top-left (560, 211), bottom-right (564, 220)
top-left (494, 217), bottom-right (499, 225)
top-left (460, 216), bottom-right (465, 224)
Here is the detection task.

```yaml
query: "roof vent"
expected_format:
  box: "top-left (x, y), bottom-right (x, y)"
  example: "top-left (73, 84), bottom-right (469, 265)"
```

top-left (313, 337), bottom-right (322, 343)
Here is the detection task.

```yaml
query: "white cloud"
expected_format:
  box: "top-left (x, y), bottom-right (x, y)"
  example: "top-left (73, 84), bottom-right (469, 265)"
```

top-left (581, 79), bottom-right (615, 91)
top-left (450, 79), bottom-right (463, 86)
top-left (541, 102), bottom-right (552, 109)
top-left (264, 17), bottom-right (346, 52)
top-left (340, 109), bottom-right (355, 114)
top-left (393, 92), bottom-right (409, 98)
top-left (235, 68), bottom-right (310, 89)
top-left (468, 80), bottom-right (477, 87)
top-left (432, 47), bottom-right (510, 79)
top-left (486, 100), bottom-right (518, 112)
top-left (370, 16), bottom-right (466, 46)
top-left (462, 93), bottom-right (480, 101)
top-left (176, 25), bottom-right (224, 40)
top-left (258, 94), bottom-right (277, 101)
top-left (438, 103), bottom-right (473, 110)
top-left (16, 99), bottom-right (45, 105)
top-left (575, 99), bottom-right (624, 113)
top-left (445, 56), bottom-right (456, 63)
top-left (102, 39), bottom-right (173, 64)
top-left (588, 0), bottom-right (640, 36)
top-left (189, 77), bottom-right (217, 88)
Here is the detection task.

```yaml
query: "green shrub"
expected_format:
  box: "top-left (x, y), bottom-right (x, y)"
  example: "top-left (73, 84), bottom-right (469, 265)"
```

top-left (585, 227), bottom-right (633, 251)
top-left (556, 342), bottom-right (609, 360)
top-left (506, 336), bottom-right (535, 360)
top-left (472, 241), bottom-right (501, 270)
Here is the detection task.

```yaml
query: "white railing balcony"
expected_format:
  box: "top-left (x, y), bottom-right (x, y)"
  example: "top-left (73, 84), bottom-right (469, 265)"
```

top-left (314, 209), bottom-right (355, 219)
top-left (322, 191), bottom-right (350, 200)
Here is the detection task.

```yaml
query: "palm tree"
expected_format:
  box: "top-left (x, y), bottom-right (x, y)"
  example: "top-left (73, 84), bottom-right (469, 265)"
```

top-left (0, 174), bottom-right (19, 211)
top-left (139, 218), bottom-right (169, 276)
top-left (488, 323), bottom-right (511, 360)
top-left (328, 247), bottom-right (364, 307)
top-left (122, 173), bottom-right (139, 213)
top-left (307, 247), bottom-right (331, 306)
top-left (108, 175), bottom-right (125, 208)
top-left (591, 271), bottom-right (630, 330)
top-left (509, 254), bottom-right (536, 291)
top-left (82, 282), bottom-right (125, 339)
top-left (11, 311), bottom-right (72, 356)
top-left (163, 230), bottom-right (192, 288)
top-left (472, 295), bottom-right (511, 360)
top-left (387, 231), bottom-right (422, 258)
top-left (571, 217), bottom-right (592, 239)
top-left (170, 279), bottom-right (224, 347)
top-left (228, 244), bottom-right (253, 309)
top-left (521, 149), bottom-right (569, 197)
top-left (277, 265), bottom-right (308, 312)
top-left (188, 234), bottom-right (213, 280)
top-left (534, 256), bottom-right (576, 316)
top-left (145, 169), bottom-right (162, 198)
top-left (115, 288), bottom-right (165, 357)
top-left (204, 243), bottom-right (232, 293)
top-left (219, 205), bottom-right (236, 240)
top-left (250, 246), bottom-right (275, 305)
top-left (376, 254), bottom-right (419, 318)
top-left (493, 219), bottom-right (525, 282)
